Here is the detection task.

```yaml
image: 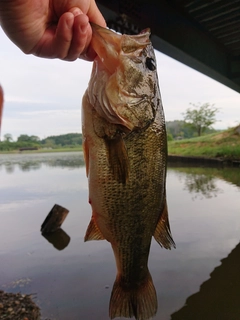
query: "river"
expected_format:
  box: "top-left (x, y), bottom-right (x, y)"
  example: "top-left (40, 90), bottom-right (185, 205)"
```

top-left (0, 152), bottom-right (239, 320)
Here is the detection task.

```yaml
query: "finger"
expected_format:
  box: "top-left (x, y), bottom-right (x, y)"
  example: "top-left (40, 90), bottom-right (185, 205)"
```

top-left (32, 12), bottom-right (75, 59)
top-left (88, 0), bottom-right (107, 27)
top-left (79, 43), bottom-right (97, 61)
top-left (65, 13), bottom-right (91, 61)
top-left (52, 12), bottom-right (75, 59)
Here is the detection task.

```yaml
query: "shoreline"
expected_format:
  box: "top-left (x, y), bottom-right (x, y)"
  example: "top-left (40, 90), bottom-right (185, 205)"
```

top-left (0, 149), bottom-right (239, 167)
top-left (168, 154), bottom-right (240, 167)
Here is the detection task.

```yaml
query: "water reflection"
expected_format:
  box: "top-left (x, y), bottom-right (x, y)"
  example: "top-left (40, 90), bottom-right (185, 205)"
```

top-left (169, 165), bottom-right (240, 199)
top-left (0, 152), bottom-right (85, 173)
top-left (173, 168), bottom-right (221, 199)
top-left (42, 228), bottom-right (70, 251)
top-left (169, 164), bottom-right (240, 190)
top-left (171, 241), bottom-right (240, 320)
top-left (184, 173), bottom-right (220, 199)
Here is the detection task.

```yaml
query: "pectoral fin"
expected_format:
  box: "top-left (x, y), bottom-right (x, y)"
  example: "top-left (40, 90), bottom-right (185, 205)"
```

top-left (105, 136), bottom-right (129, 184)
top-left (154, 199), bottom-right (175, 249)
top-left (83, 137), bottom-right (89, 177)
top-left (84, 216), bottom-right (105, 241)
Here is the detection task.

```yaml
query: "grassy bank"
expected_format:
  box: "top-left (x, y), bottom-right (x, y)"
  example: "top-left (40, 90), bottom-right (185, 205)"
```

top-left (168, 126), bottom-right (240, 160)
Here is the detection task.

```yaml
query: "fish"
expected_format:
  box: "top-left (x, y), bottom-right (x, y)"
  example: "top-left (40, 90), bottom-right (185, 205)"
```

top-left (0, 85), bottom-right (3, 135)
top-left (82, 23), bottom-right (175, 320)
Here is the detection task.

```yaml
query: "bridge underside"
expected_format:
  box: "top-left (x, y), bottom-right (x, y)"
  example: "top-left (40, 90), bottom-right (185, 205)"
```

top-left (96, 0), bottom-right (240, 93)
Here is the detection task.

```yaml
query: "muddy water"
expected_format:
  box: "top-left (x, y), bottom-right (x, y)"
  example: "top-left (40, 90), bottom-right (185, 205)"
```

top-left (0, 152), bottom-right (239, 320)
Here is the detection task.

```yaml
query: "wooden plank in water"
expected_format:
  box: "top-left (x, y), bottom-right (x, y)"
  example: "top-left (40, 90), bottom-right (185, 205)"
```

top-left (41, 204), bottom-right (69, 233)
top-left (42, 228), bottom-right (71, 250)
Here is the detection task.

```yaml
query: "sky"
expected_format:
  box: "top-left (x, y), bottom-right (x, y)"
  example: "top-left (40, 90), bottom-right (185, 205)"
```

top-left (0, 26), bottom-right (240, 140)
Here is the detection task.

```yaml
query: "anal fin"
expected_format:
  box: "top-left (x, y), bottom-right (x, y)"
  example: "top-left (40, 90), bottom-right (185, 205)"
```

top-left (154, 199), bottom-right (176, 249)
top-left (84, 217), bottom-right (105, 241)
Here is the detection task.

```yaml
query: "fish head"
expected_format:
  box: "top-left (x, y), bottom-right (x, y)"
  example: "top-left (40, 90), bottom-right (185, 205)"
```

top-left (88, 24), bottom-right (160, 132)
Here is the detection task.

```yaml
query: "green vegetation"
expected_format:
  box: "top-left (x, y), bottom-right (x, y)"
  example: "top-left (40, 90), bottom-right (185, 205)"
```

top-left (1, 126), bottom-right (240, 161)
top-left (166, 102), bottom-right (219, 140)
top-left (182, 102), bottom-right (219, 136)
top-left (168, 126), bottom-right (240, 160)
top-left (41, 133), bottom-right (82, 148)
top-left (166, 120), bottom-right (219, 140)
top-left (0, 133), bottom-right (83, 152)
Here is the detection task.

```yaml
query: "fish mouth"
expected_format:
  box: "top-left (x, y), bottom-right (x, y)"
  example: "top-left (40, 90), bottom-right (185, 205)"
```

top-left (90, 23), bottom-right (151, 74)
top-left (89, 23), bottom-right (153, 131)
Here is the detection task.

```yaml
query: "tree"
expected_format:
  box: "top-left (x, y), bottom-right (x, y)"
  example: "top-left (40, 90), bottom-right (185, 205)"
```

top-left (17, 134), bottom-right (31, 142)
top-left (4, 133), bottom-right (13, 142)
top-left (182, 103), bottom-right (219, 136)
top-left (30, 135), bottom-right (40, 142)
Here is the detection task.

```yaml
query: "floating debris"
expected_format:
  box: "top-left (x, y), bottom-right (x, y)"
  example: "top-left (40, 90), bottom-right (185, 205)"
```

top-left (41, 204), bottom-right (69, 234)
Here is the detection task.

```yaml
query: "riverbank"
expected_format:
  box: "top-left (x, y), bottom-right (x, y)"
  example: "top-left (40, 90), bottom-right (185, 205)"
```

top-left (168, 126), bottom-right (240, 162)
top-left (168, 154), bottom-right (240, 167)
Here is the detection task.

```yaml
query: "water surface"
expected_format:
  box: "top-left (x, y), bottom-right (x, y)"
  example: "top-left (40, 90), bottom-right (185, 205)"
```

top-left (0, 152), bottom-right (239, 320)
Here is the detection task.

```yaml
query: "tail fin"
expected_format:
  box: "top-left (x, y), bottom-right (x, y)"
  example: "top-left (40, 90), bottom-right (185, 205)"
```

top-left (109, 270), bottom-right (157, 320)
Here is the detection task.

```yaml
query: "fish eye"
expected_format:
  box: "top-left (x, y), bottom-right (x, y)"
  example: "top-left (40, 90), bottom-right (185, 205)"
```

top-left (145, 57), bottom-right (156, 71)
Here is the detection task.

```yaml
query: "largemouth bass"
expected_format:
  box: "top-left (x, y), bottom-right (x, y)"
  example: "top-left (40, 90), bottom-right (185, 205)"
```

top-left (82, 23), bottom-right (175, 320)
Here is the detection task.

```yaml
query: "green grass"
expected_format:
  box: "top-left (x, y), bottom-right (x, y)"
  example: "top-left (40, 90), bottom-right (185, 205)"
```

top-left (168, 126), bottom-right (240, 160)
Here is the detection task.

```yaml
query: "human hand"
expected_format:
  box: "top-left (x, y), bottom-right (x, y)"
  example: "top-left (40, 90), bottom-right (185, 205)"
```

top-left (0, 0), bottom-right (106, 61)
